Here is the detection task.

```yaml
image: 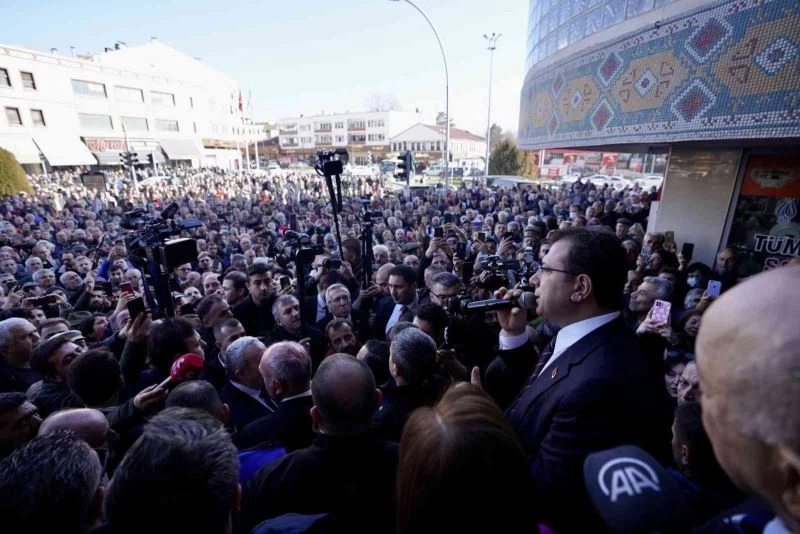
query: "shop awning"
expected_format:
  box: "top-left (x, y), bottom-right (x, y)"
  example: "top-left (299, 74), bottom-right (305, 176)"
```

top-left (158, 138), bottom-right (204, 160)
top-left (91, 149), bottom-right (165, 166)
top-left (33, 135), bottom-right (96, 166)
top-left (0, 134), bottom-right (40, 164)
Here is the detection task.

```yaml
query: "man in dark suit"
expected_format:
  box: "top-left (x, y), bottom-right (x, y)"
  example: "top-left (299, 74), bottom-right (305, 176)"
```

top-left (374, 264), bottom-right (419, 340)
top-left (241, 354), bottom-right (397, 533)
top-left (237, 341), bottom-right (313, 452)
top-left (219, 336), bottom-right (276, 435)
top-left (232, 264), bottom-right (277, 337)
top-left (314, 283), bottom-right (368, 338)
top-left (300, 270), bottom-right (348, 326)
top-left (488, 227), bottom-right (672, 532)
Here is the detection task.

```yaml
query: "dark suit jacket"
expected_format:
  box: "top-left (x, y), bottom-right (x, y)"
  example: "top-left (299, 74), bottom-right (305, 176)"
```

top-left (264, 325), bottom-right (327, 373)
top-left (373, 384), bottom-right (433, 442)
top-left (233, 295), bottom-right (276, 337)
top-left (301, 295), bottom-right (325, 326)
top-left (241, 431), bottom-right (399, 534)
top-left (219, 381), bottom-right (276, 435)
top-left (237, 393), bottom-right (314, 452)
top-left (504, 317), bottom-right (673, 532)
top-left (372, 295), bottom-right (415, 341)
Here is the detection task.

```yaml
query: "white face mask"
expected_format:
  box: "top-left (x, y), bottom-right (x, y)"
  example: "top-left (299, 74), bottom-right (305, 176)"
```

top-left (687, 276), bottom-right (698, 288)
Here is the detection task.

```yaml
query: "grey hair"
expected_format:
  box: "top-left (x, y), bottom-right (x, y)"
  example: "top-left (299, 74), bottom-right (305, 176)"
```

top-left (272, 294), bottom-right (299, 323)
top-left (253, 257), bottom-right (270, 266)
top-left (390, 327), bottom-right (437, 385)
top-left (325, 283), bottom-right (350, 305)
top-left (683, 288), bottom-right (704, 310)
top-left (224, 336), bottom-right (264, 372)
top-left (24, 256), bottom-right (42, 268)
top-left (260, 341), bottom-right (311, 395)
top-left (643, 276), bottom-right (672, 301)
top-left (32, 269), bottom-right (54, 284)
top-left (372, 244), bottom-right (389, 257)
top-left (0, 318), bottom-right (33, 349)
top-left (430, 272), bottom-right (460, 291)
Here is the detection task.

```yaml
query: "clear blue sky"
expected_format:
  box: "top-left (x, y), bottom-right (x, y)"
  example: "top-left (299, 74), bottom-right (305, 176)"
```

top-left (2, 0), bottom-right (529, 135)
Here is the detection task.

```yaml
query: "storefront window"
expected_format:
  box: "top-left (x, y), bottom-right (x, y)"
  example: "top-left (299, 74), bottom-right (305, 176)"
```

top-left (726, 154), bottom-right (800, 275)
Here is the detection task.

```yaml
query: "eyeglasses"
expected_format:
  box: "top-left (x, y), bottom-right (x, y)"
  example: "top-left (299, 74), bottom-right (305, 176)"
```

top-left (533, 264), bottom-right (580, 277)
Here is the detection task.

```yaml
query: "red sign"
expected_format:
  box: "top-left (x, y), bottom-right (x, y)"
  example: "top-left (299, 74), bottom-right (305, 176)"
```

top-left (547, 168), bottom-right (560, 177)
top-left (602, 153), bottom-right (618, 167)
top-left (84, 138), bottom-right (126, 152)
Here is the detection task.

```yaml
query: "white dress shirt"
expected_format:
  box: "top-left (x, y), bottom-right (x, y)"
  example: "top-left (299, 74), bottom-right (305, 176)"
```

top-left (282, 389), bottom-right (312, 403)
top-left (315, 293), bottom-right (328, 323)
top-left (385, 294), bottom-right (419, 334)
top-left (229, 380), bottom-right (275, 411)
top-left (499, 311), bottom-right (621, 373)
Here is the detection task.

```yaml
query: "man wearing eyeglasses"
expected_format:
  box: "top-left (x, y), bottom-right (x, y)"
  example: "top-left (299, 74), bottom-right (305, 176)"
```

top-left (487, 227), bottom-right (673, 532)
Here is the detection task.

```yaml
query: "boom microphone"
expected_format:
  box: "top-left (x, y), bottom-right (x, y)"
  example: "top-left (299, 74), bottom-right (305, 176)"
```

top-left (157, 353), bottom-right (205, 389)
top-left (465, 292), bottom-right (537, 313)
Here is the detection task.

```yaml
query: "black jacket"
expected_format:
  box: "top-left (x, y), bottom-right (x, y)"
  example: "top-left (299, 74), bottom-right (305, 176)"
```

top-left (0, 357), bottom-right (41, 394)
top-left (264, 325), bottom-right (326, 373)
top-left (504, 317), bottom-right (673, 532)
top-left (373, 383), bottom-right (434, 442)
top-left (233, 295), bottom-right (276, 337)
top-left (34, 380), bottom-right (83, 417)
top-left (241, 431), bottom-right (399, 534)
top-left (237, 393), bottom-right (314, 452)
top-left (219, 381), bottom-right (277, 435)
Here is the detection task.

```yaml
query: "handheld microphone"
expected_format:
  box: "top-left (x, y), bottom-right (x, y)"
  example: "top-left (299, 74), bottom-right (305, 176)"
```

top-left (464, 292), bottom-right (537, 313)
top-left (157, 353), bottom-right (204, 389)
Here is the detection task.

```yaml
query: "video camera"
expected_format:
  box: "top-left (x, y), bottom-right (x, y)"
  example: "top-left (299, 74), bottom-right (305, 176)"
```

top-left (122, 202), bottom-right (202, 271)
top-left (314, 149), bottom-right (348, 178)
top-left (477, 255), bottom-right (521, 291)
top-left (283, 231), bottom-right (324, 265)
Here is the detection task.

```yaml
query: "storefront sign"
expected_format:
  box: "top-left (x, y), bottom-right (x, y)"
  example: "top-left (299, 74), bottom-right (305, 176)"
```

top-left (84, 138), bottom-right (126, 152)
top-left (727, 155), bottom-right (800, 274)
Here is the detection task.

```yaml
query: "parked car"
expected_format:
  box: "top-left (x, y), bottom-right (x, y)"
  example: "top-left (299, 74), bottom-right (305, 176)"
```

top-left (634, 174), bottom-right (664, 188)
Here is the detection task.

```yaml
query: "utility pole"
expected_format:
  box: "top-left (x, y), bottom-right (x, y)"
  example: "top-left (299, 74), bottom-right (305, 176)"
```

top-left (483, 32), bottom-right (501, 179)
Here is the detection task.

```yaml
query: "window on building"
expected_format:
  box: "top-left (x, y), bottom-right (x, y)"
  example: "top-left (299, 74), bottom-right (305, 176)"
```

top-left (5, 107), bottom-right (22, 126)
top-left (30, 109), bottom-right (45, 127)
top-left (155, 119), bottom-right (179, 132)
top-left (348, 119), bottom-right (365, 130)
top-left (122, 116), bottom-right (148, 132)
top-left (116, 86), bottom-right (144, 103)
top-left (72, 79), bottom-right (107, 98)
top-left (20, 72), bottom-right (36, 90)
top-left (334, 121), bottom-right (344, 129)
top-left (151, 91), bottom-right (175, 106)
top-left (0, 68), bottom-right (10, 88)
top-left (78, 113), bottom-right (113, 130)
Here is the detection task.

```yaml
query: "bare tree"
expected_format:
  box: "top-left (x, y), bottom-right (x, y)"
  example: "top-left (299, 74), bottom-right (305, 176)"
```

top-left (366, 94), bottom-right (403, 112)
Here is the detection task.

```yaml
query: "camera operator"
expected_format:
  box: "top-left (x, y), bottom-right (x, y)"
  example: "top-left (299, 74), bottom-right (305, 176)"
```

top-left (428, 272), bottom-right (498, 376)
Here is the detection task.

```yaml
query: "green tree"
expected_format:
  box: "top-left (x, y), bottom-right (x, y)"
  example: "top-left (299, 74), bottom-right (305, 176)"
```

top-left (435, 112), bottom-right (455, 127)
top-left (0, 148), bottom-right (33, 196)
top-left (489, 123), bottom-right (505, 153)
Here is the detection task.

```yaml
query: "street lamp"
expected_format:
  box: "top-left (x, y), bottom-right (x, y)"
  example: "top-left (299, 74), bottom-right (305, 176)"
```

top-left (389, 0), bottom-right (450, 186)
top-left (483, 32), bottom-right (501, 180)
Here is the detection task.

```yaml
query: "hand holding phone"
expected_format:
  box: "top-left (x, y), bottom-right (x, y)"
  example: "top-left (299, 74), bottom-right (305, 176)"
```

top-left (651, 299), bottom-right (672, 326)
top-left (706, 280), bottom-right (722, 298)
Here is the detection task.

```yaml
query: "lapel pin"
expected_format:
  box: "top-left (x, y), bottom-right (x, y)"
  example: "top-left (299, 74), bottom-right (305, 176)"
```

top-left (551, 367), bottom-right (558, 380)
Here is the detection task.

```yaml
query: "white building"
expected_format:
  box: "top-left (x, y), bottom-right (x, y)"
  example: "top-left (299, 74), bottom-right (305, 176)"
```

top-left (277, 110), bottom-right (425, 165)
top-left (0, 40), bottom-right (259, 171)
top-left (390, 123), bottom-right (487, 170)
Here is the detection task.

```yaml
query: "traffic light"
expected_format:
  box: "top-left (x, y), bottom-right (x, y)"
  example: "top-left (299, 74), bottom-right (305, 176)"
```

top-left (119, 151), bottom-right (140, 166)
top-left (395, 151), bottom-right (413, 183)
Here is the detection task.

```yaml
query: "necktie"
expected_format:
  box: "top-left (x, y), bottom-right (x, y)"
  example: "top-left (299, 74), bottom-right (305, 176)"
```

top-left (528, 336), bottom-right (557, 386)
top-left (400, 305), bottom-right (409, 317)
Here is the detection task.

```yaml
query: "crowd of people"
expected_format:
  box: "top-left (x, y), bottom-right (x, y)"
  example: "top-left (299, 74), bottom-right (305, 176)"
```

top-left (0, 166), bottom-right (797, 533)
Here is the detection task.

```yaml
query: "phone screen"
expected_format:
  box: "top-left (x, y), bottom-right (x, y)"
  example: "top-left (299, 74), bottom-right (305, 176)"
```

top-left (127, 296), bottom-right (146, 319)
top-left (434, 227), bottom-right (444, 238)
top-left (707, 280), bottom-right (722, 298)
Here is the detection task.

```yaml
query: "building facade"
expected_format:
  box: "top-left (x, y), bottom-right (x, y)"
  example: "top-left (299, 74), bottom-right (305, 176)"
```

top-left (518, 0), bottom-right (800, 272)
top-left (0, 40), bottom-right (259, 171)
top-left (389, 123), bottom-right (487, 170)
top-left (277, 110), bottom-right (424, 165)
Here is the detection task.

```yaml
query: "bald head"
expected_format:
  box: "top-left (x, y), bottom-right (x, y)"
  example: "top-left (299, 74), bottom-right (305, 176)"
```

top-left (311, 354), bottom-right (379, 436)
top-left (375, 263), bottom-right (396, 294)
top-left (697, 266), bottom-right (800, 528)
top-left (697, 266), bottom-right (800, 445)
top-left (259, 341), bottom-right (311, 402)
top-left (39, 408), bottom-right (110, 449)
